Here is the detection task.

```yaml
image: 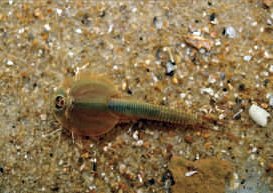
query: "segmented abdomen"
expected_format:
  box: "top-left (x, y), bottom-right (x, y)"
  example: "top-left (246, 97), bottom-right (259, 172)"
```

top-left (108, 98), bottom-right (200, 125)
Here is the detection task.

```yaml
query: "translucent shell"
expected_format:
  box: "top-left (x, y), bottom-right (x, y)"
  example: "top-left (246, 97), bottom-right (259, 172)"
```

top-left (54, 72), bottom-right (120, 137)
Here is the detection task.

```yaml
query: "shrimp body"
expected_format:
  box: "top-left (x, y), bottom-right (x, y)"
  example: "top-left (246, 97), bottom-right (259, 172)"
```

top-left (53, 72), bottom-right (203, 137)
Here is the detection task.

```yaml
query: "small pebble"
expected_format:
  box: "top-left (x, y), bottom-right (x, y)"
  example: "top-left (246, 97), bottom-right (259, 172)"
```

top-left (200, 87), bottom-right (214, 96)
top-left (223, 26), bottom-right (236, 38)
top-left (153, 16), bottom-right (163, 29)
top-left (132, 130), bottom-right (139, 140)
top-left (243, 55), bottom-right (252, 62)
top-left (263, 79), bottom-right (269, 87)
top-left (180, 93), bottom-right (186, 99)
top-left (233, 109), bottom-right (243, 120)
top-left (184, 135), bottom-right (193, 144)
top-left (6, 60), bottom-right (14, 66)
top-left (162, 170), bottom-right (175, 185)
top-left (185, 34), bottom-right (214, 50)
top-left (75, 28), bottom-right (82, 34)
top-left (268, 94), bottom-right (273, 107)
top-left (208, 75), bottom-right (216, 84)
top-left (192, 31), bottom-right (201, 36)
top-left (92, 161), bottom-right (97, 172)
top-left (219, 114), bottom-right (225, 120)
top-left (55, 8), bottom-right (63, 16)
top-left (99, 10), bottom-right (106, 17)
top-left (44, 24), bottom-right (51, 31)
top-left (136, 140), bottom-right (144, 146)
top-left (215, 39), bottom-right (221, 46)
top-left (251, 21), bottom-right (258, 26)
top-left (147, 178), bottom-right (155, 185)
top-left (248, 104), bottom-right (270, 127)
top-left (33, 8), bottom-right (43, 19)
top-left (269, 64), bottom-right (273, 73)
top-left (165, 60), bottom-right (176, 76)
top-left (108, 24), bottom-right (113, 33)
top-left (68, 51), bottom-right (74, 57)
top-left (40, 114), bottom-right (47, 121)
top-left (219, 72), bottom-right (226, 80)
top-left (132, 7), bottom-right (137, 13)
top-left (185, 170), bottom-right (198, 177)
top-left (18, 28), bottom-right (25, 34)
top-left (209, 13), bottom-right (218, 24)
top-left (238, 83), bottom-right (245, 91)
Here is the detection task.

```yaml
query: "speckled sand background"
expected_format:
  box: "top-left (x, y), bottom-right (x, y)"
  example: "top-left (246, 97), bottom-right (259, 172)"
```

top-left (0, 0), bottom-right (272, 193)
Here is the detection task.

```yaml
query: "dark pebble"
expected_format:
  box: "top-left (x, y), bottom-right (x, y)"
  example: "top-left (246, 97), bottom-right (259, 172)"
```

top-left (33, 82), bottom-right (38, 88)
top-left (263, 79), bottom-right (269, 87)
top-left (92, 162), bottom-right (97, 172)
top-left (153, 16), bottom-right (158, 26)
top-left (222, 87), bottom-right (228, 92)
top-left (166, 70), bottom-right (175, 77)
top-left (238, 83), bottom-right (245, 91)
top-left (235, 97), bottom-right (242, 105)
top-left (147, 178), bottom-right (155, 185)
top-left (222, 28), bottom-right (226, 35)
top-left (209, 13), bottom-right (216, 22)
top-left (0, 167), bottom-right (4, 174)
top-left (127, 88), bottom-right (133, 95)
top-left (162, 170), bottom-right (175, 185)
top-left (209, 98), bottom-right (216, 105)
top-left (240, 179), bottom-right (246, 184)
top-left (66, 67), bottom-right (75, 76)
top-left (195, 19), bottom-right (200, 23)
top-left (51, 186), bottom-right (59, 192)
top-left (81, 14), bottom-right (91, 26)
top-left (78, 157), bottom-right (84, 164)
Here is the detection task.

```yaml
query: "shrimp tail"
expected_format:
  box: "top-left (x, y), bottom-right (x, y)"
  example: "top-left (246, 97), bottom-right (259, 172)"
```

top-left (108, 98), bottom-right (201, 126)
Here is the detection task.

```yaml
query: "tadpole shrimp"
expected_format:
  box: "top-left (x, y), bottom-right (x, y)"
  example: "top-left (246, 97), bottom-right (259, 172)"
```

top-left (53, 72), bottom-right (212, 137)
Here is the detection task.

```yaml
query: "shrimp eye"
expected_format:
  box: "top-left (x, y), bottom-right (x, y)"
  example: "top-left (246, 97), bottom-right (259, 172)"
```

top-left (55, 95), bottom-right (65, 111)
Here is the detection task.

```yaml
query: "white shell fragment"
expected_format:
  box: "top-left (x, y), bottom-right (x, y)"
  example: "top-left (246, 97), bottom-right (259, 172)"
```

top-left (200, 87), bottom-right (214, 96)
top-left (269, 96), bottom-right (273, 107)
top-left (6, 60), bottom-right (14, 66)
top-left (185, 170), bottom-right (198, 177)
top-left (248, 104), bottom-right (270, 127)
top-left (269, 64), bottom-right (273, 73)
top-left (243, 55), bottom-right (252, 62)
top-left (224, 26), bottom-right (236, 38)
